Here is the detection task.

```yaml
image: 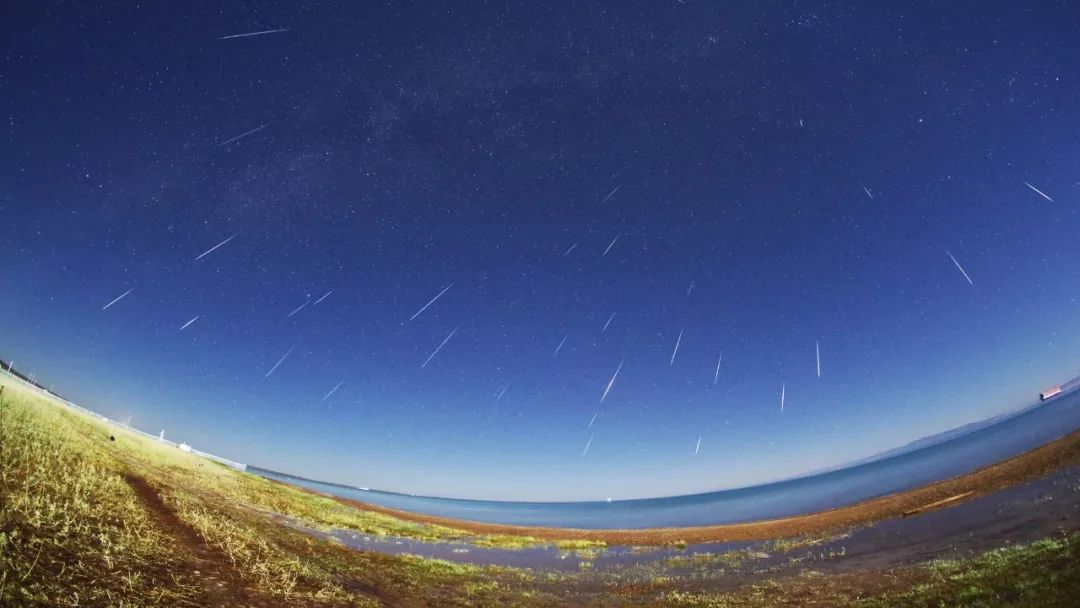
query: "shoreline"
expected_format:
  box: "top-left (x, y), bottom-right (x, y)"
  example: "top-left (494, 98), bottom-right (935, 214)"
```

top-left (284, 426), bottom-right (1080, 546)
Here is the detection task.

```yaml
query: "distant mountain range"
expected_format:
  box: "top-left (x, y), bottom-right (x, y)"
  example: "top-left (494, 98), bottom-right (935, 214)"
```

top-left (843, 375), bottom-right (1080, 470)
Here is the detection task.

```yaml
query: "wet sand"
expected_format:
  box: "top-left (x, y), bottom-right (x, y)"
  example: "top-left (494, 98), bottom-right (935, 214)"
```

top-left (312, 427), bottom-right (1080, 546)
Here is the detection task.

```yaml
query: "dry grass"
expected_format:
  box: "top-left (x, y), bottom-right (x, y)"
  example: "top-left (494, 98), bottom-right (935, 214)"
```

top-left (3, 375), bottom-right (1079, 607)
top-left (0, 380), bottom-right (380, 606)
top-left (161, 488), bottom-right (371, 605)
top-left (0, 389), bottom-right (201, 607)
top-left (0, 378), bottom-right (554, 606)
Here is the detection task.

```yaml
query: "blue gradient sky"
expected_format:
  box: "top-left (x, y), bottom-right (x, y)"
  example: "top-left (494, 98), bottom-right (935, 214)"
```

top-left (2, 1), bottom-right (1078, 500)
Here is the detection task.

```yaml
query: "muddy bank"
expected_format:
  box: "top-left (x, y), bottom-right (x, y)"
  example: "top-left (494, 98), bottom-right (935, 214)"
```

top-left (308, 427), bottom-right (1080, 545)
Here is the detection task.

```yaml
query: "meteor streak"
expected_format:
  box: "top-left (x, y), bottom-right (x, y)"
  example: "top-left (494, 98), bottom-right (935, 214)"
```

top-left (495, 382), bottom-right (511, 402)
top-left (264, 346), bottom-right (296, 378)
top-left (600, 360), bottom-right (623, 403)
top-left (194, 233), bottom-right (238, 260)
top-left (421, 326), bottom-right (460, 368)
top-left (322, 380), bottom-right (345, 402)
top-left (102, 288), bottom-right (134, 311)
top-left (285, 299), bottom-right (310, 319)
top-left (601, 234), bottom-right (620, 258)
top-left (1023, 181), bottom-right (1053, 202)
top-left (408, 283), bottom-right (454, 322)
top-left (603, 312), bottom-right (616, 332)
top-left (670, 329), bottom-right (683, 365)
top-left (946, 250), bottom-right (974, 286)
top-left (219, 28), bottom-right (291, 40)
top-left (554, 334), bottom-right (568, 356)
top-left (214, 125), bottom-right (267, 147)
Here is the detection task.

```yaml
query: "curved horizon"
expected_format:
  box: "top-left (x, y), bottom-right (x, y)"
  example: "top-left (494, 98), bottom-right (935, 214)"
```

top-left (248, 385), bottom-right (1080, 530)
top-left (7, 359), bottom-right (1074, 507)
top-left (5, 348), bottom-right (1078, 502)
top-left (6, 2), bottom-right (1080, 606)
top-left (252, 389), bottom-right (1039, 506)
top-left (3, 1), bottom-right (1079, 502)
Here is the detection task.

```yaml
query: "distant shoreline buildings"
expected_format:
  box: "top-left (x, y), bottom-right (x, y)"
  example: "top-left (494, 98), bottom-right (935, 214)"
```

top-left (1040, 386), bottom-right (1063, 401)
top-left (0, 360), bottom-right (245, 471)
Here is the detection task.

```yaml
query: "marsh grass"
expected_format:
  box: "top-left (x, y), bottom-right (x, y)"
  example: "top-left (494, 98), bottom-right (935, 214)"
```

top-left (3, 377), bottom-right (1079, 607)
top-left (875, 534), bottom-right (1080, 607)
top-left (655, 534), bottom-right (1080, 608)
top-left (164, 489), bottom-right (326, 600)
top-left (0, 382), bottom-right (379, 606)
top-left (0, 381), bottom-right (561, 606)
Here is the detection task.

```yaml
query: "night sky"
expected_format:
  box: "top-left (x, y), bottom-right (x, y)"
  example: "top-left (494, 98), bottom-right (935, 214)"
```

top-left (3, 1), bottom-right (1078, 501)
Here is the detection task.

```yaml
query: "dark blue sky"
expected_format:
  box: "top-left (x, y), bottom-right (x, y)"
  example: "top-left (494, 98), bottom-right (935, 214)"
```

top-left (3, 1), bottom-right (1078, 500)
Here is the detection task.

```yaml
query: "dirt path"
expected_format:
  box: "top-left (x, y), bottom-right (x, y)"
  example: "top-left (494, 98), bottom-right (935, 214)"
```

top-left (124, 473), bottom-right (417, 608)
top-left (332, 575), bottom-right (429, 608)
top-left (122, 473), bottom-right (281, 608)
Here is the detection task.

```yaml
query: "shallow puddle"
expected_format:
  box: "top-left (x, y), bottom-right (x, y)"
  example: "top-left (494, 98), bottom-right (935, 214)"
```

top-left (285, 466), bottom-right (1080, 573)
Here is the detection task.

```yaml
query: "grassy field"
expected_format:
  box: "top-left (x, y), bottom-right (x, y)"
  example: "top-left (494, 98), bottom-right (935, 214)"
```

top-left (2, 377), bottom-right (1079, 606)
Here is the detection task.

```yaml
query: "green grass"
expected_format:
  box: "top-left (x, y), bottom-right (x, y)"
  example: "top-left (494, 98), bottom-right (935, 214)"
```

top-left (0, 382), bottom-right (589, 551)
top-left (3, 376), bottom-right (1080, 607)
top-left (648, 534), bottom-right (1080, 608)
top-left (865, 535), bottom-right (1080, 607)
top-left (0, 380), bottom-right (538, 605)
top-left (0, 386), bottom-right (202, 606)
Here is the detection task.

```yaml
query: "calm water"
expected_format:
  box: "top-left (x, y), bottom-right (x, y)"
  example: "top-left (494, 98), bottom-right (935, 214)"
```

top-left (253, 388), bottom-right (1080, 529)
top-left (281, 466), bottom-right (1080, 571)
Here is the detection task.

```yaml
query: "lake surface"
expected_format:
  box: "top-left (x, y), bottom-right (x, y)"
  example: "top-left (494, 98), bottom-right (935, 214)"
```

top-left (252, 388), bottom-right (1080, 529)
top-left (281, 466), bottom-right (1080, 571)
